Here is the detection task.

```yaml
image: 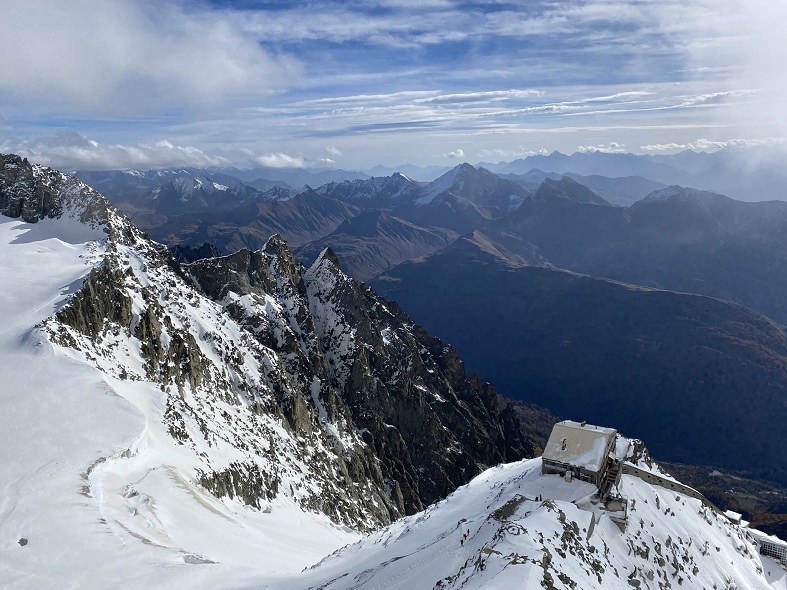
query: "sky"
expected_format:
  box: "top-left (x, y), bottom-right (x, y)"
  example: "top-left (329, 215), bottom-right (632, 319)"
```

top-left (1, 0), bottom-right (786, 171)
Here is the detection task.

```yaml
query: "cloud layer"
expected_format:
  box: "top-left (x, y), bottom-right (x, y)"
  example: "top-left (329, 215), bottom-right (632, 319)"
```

top-left (0, 132), bottom-right (229, 170)
top-left (1, 0), bottom-right (784, 169)
top-left (0, 0), bottom-right (299, 115)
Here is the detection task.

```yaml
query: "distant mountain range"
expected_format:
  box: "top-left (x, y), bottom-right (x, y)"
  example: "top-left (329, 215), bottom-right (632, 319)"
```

top-left (488, 177), bottom-right (787, 324)
top-left (483, 145), bottom-right (787, 202)
top-left (76, 152), bottom-right (787, 491)
top-left (5, 151), bottom-right (787, 585)
top-left (501, 169), bottom-right (667, 206)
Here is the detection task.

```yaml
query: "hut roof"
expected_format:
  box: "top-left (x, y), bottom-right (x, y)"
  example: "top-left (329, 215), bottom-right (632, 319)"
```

top-left (542, 420), bottom-right (616, 473)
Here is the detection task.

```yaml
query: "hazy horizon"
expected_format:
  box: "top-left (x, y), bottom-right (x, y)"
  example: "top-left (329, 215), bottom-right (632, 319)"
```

top-left (2, 1), bottom-right (786, 171)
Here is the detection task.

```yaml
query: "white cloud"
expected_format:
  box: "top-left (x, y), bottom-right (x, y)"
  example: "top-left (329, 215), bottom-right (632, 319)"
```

top-left (577, 91), bottom-right (655, 104)
top-left (414, 90), bottom-right (544, 105)
top-left (576, 142), bottom-right (626, 153)
top-left (251, 153), bottom-right (308, 168)
top-left (0, 132), bottom-right (229, 170)
top-left (1, 1), bottom-right (781, 171)
top-left (291, 91), bottom-right (440, 108)
top-left (477, 147), bottom-right (549, 160)
top-left (640, 137), bottom-right (784, 153)
top-left (675, 90), bottom-right (757, 108)
top-left (444, 149), bottom-right (465, 159)
top-left (0, 0), bottom-right (299, 115)
top-left (667, 0), bottom-right (787, 138)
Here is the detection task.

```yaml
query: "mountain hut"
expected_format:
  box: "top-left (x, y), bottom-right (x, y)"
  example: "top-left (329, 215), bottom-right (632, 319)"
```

top-left (541, 420), bottom-right (618, 492)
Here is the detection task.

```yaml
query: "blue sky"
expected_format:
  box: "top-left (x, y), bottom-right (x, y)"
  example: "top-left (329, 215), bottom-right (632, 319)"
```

top-left (0, 0), bottom-right (785, 170)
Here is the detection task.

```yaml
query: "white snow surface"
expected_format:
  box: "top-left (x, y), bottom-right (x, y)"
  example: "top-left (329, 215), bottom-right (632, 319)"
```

top-left (640, 185), bottom-right (684, 203)
top-left (417, 166), bottom-right (464, 205)
top-left (290, 459), bottom-right (786, 590)
top-left (0, 214), bottom-right (358, 589)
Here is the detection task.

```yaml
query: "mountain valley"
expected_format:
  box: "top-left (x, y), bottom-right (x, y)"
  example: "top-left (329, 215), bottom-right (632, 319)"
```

top-left (3, 151), bottom-right (787, 588)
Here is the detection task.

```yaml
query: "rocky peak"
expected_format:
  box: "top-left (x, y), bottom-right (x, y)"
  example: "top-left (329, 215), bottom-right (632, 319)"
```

top-left (188, 248), bottom-right (276, 299)
top-left (4, 153), bottom-right (535, 534)
top-left (1, 153), bottom-right (112, 227)
top-left (1, 153), bottom-right (64, 222)
top-left (193, 232), bottom-right (535, 518)
top-left (421, 163), bottom-right (531, 214)
top-left (263, 233), bottom-right (302, 284)
top-left (532, 176), bottom-right (610, 206)
top-left (312, 246), bottom-right (343, 273)
top-left (315, 173), bottom-right (423, 207)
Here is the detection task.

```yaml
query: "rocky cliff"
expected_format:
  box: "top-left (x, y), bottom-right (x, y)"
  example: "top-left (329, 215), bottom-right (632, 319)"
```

top-left (1, 153), bottom-right (533, 531)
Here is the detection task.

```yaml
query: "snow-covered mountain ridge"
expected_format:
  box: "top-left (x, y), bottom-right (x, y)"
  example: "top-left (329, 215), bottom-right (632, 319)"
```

top-left (7, 152), bottom-right (531, 526)
top-left (1, 153), bottom-right (531, 586)
top-left (317, 163), bottom-right (531, 215)
top-left (296, 452), bottom-right (786, 590)
top-left (2, 153), bottom-right (785, 589)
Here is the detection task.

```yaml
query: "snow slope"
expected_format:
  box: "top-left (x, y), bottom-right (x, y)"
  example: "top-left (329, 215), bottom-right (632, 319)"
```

top-left (1, 156), bottom-right (528, 588)
top-left (293, 458), bottom-right (787, 590)
top-left (0, 212), bottom-right (357, 589)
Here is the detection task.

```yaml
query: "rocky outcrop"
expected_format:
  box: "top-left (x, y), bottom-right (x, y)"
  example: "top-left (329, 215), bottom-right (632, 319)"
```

top-left (190, 238), bottom-right (535, 516)
top-left (54, 264), bottom-right (134, 342)
top-left (198, 461), bottom-right (280, 508)
top-left (0, 153), bottom-right (110, 226)
top-left (2, 155), bottom-right (534, 532)
top-left (0, 154), bottom-right (63, 222)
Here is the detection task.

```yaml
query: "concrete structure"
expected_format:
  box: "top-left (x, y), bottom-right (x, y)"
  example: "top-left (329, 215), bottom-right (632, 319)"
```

top-left (621, 463), bottom-right (724, 514)
top-left (749, 530), bottom-right (787, 567)
top-left (541, 420), bottom-right (617, 489)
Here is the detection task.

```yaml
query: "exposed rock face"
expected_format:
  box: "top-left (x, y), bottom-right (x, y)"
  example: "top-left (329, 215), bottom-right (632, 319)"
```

top-left (0, 153), bottom-right (109, 225)
top-left (188, 237), bottom-right (534, 515)
top-left (1, 154), bottom-right (533, 531)
top-left (197, 461), bottom-right (280, 509)
top-left (0, 154), bottom-right (63, 222)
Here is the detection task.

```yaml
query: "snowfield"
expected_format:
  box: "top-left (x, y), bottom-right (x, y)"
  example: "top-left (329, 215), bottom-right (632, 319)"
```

top-left (292, 458), bottom-right (787, 590)
top-left (0, 217), bottom-right (357, 589)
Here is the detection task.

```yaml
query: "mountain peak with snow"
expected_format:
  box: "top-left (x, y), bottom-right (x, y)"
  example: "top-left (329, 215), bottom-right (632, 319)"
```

top-left (296, 450), bottom-right (787, 590)
top-left (315, 172), bottom-right (423, 207)
top-left (638, 185), bottom-right (686, 203)
top-left (0, 153), bottom-right (535, 587)
top-left (2, 153), bottom-right (786, 589)
top-left (313, 245), bottom-right (342, 271)
top-left (531, 175), bottom-right (611, 206)
top-left (419, 162), bottom-right (531, 212)
top-left (1, 152), bottom-right (111, 227)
